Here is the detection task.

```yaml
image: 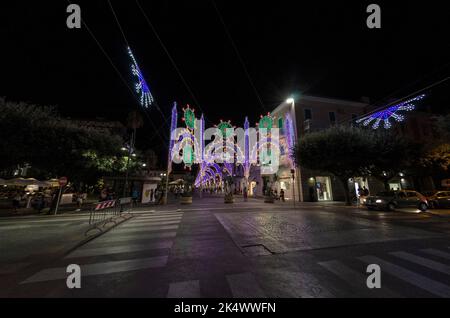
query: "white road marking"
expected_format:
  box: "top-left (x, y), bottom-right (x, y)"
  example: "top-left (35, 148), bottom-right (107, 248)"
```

top-left (421, 248), bottom-right (450, 260)
top-left (66, 241), bottom-right (173, 258)
top-left (112, 225), bottom-right (179, 234)
top-left (359, 255), bottom-right (450, 297)
top-left (21, 256), bottom-right (168, 284)
top-left (318, 259), bottom-right (399, 297)
top-left (122, 220), bottom-right (181, 227)
top-left (94, 231), bottom-right (177, 243)
top-left (390, 251), bottom-right (450, 275)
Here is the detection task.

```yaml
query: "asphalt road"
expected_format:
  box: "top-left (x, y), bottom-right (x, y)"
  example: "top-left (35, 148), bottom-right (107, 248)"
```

top-left (1, 197), bottom-right (450, 298)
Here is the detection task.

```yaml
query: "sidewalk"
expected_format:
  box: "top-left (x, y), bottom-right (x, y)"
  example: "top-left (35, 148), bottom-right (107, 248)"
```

top-left (0, 201), bottom-right (96, 217)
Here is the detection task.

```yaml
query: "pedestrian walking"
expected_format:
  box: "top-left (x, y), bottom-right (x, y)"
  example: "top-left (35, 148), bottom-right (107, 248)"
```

top-left (280, 189), bottom-right (285, 202)
top-left (363, 186), bottom-right (369, 196)
top-left (12, 192), bottom-right (21, 213)
top-left (76, 192), bottom-right (83, 211)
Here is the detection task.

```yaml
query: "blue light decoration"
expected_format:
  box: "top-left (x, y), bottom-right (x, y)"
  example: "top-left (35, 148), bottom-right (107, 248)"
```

top-left (167, 102), bottom-right (178, 174)
top-left (356, 94), bottom-right (425, 129)
top-left (127, 46), bottom-right (154, 108)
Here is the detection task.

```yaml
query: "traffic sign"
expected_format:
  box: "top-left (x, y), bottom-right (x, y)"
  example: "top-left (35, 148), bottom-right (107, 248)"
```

top-left (58, 176), bottom-right (68, 187)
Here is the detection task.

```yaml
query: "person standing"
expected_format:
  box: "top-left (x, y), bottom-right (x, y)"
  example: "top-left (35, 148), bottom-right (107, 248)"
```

top-left (243, 186), bottom-right (248, 202)
top-left (76, 192), bottom-right (83, 211)
top-left (150, 188), bottom-right (154, 202)
top-left (280, 189), bottom-right (285, 202)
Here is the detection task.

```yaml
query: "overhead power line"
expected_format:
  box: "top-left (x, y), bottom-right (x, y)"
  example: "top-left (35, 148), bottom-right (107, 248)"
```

top-left (65, 0), bottom-right (167, 147)
top-left (210, 0), bottom-right (266, 112)
top-left (107, 0), bottom-right (170, 130)
top-left (134, 0), bottom-right (212, 125)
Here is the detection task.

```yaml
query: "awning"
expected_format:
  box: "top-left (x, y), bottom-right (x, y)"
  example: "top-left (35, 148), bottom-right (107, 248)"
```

top-left (169, 179), bottom-right (184, 185)
top-left (2, 178), bottom-right (57, 187)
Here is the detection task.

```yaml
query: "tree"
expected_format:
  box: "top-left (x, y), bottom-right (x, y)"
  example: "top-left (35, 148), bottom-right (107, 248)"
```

top-left (293, 126), bottom-right (416, 204)
top-left (293, 126), bottom-right (375, 205)
top-left (368, 131), bottom-right (419, 190)
top-left (0, 98), bottom-right (124, 186)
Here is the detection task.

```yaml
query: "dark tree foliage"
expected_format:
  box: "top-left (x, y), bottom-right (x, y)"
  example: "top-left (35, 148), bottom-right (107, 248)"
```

top-left (0, 98), bottom-right (124, 184)
top-left (293, 126), bottom-right (416, 205)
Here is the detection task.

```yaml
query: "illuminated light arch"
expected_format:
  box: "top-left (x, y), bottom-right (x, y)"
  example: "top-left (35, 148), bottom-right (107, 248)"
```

top-left (168, 104), bottom-right (284, 189)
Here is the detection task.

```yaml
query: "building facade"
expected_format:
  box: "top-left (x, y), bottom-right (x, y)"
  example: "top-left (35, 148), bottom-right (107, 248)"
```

top-left (270, 95), bottom-right (368, 202)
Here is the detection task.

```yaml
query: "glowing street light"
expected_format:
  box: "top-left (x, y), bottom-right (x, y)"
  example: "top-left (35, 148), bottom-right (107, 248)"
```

top-left (286, 97), bottom-right (295, 104)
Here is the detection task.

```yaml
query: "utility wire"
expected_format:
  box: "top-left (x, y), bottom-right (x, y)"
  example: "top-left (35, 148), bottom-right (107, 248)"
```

top-left (210, 0), bottom-right (266, 112)
top-left (367, 62), bottom-right (450, 111)
top-left (107, 0), bottom-right (170, 130)
top-left (66, 0), bottom-right (167, 147)
top-left (345, 76), bottom-right (450, 125)
top-left (134, 0), bottom-right (212, 125)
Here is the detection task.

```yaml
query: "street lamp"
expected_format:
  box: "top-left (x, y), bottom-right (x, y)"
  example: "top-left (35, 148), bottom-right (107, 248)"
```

top-left (121, 142), bottom-right (135, 198)
top-left (286, 97), bottom-right (295, 104)
top-left (291, 168), bottom-right (296, 207)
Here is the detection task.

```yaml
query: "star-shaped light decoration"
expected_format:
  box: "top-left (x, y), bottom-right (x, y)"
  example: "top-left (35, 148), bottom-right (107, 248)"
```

top-left (356, 94), bottom-right (425, 129)
top-left (127, 46), bottom-right (154, 108)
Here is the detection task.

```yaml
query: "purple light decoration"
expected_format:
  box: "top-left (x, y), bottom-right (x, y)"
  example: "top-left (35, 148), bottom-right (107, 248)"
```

top-left (244, 117), bottom-right (250, 178)
top-left (127, 46), bottom-right (154, 108)
top-left (356, 94), bottom-right (425, 129)
top-left (168, 102), bottom-right (177, 173)
top-left (200, 114), bottom-right (205, 161)
top-left (285, 113), bottom-right (295, 166)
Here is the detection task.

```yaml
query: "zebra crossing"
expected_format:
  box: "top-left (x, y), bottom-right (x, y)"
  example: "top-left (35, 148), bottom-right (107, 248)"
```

top-left (19, 211), bottom-right (185, 285)
top-left (0, 214), bottom-right (90, 231)
top-left (319, 247), bottom-right (450, 298)
top-left (166, 247), bottom-right (450, 298)
top-left (14, 210), bottom-right (450, 297)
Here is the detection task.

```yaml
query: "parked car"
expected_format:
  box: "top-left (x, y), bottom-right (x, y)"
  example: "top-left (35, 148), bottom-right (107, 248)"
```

top-left (423, 191), bottom-right (450, 209)
top-left (364, 190), bottom-right (428, 212)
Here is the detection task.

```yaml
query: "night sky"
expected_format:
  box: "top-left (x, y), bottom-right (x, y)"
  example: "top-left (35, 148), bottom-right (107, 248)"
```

top-left (1, 1), bottom-right (449, 156)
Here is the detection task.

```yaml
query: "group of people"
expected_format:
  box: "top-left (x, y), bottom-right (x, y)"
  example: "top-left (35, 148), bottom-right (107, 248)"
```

top-left (267, 188), bottom-right (285, 201)
top-left (7, 189), bottom-right (55, 213)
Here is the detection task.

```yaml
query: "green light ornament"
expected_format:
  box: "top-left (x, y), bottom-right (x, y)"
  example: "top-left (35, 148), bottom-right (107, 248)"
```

top-left (217, 120), bottom-right (234, 138)
top-left (183, 105), bottom-right (196, 130)
top-left (259, 114), bottom-right (274, 130)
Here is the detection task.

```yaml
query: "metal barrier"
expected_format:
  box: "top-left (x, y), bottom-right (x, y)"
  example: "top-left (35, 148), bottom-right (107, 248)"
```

top-left (86, 197), bottom-right (133, 234)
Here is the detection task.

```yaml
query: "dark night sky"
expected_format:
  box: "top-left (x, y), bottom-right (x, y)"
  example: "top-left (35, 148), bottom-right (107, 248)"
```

top-left (1, 1), bottom-right (449, 154)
